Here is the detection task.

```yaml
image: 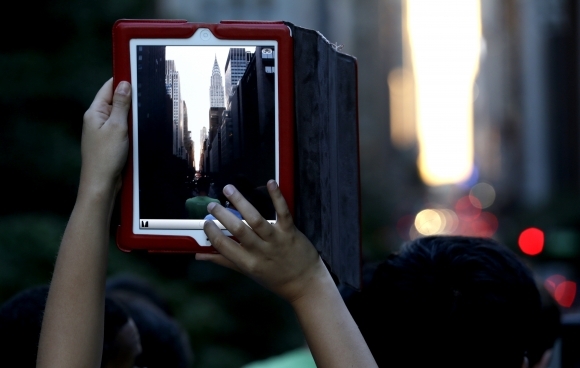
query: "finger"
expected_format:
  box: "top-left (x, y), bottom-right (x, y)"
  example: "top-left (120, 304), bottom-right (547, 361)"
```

top-left (267, 180), bottom-right (294, 231)
top-left (84, 79), bottom-right (114, 128)
top-left (203, 219), bottom-right (251, 264)
top-left (222, 184), bottom-right (275, 241)
top-left (207, 201), bottom-right (265, 247)
top-left (106, 81), bottom-right (131, 131)
top-left (90, 78), bottom-right (114, 110)
top-left (195, 253), bottom-right (241, 272)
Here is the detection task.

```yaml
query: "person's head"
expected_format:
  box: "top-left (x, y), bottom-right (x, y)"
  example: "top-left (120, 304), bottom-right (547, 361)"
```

top-left (0, 285), bottom-right (140, 368)
top-left (0, 285), bottom-right (49, 367)
top-left (102, 296), bottom-right (142, 368)
top-left (346, 236), bottom-right (541, 368)
top-left (196, 177), bottom-right (211, 196)
top-left (106, 275), bottom-right (193, 368)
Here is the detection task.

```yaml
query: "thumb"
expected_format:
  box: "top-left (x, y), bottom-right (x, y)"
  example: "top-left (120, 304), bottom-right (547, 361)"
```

top-left (108, 81), bottom-right (131, 128)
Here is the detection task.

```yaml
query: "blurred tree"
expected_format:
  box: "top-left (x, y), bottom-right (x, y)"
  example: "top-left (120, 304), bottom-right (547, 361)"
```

top-left (0, 0), bottom-right (155, 217)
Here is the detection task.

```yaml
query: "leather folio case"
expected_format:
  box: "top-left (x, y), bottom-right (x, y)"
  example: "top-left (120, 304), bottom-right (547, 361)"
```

top-left (287, 23), bottom-right (361, 289)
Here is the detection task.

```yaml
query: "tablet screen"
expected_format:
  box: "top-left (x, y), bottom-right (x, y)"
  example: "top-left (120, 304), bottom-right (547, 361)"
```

top-left (131, 40), bottom-right (278, 232)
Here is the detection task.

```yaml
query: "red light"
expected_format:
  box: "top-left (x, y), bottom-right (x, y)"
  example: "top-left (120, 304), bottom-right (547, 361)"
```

top-left (518, 227), bottom-right (544, 256)
top-left (455, 196), bottom-right (481, 221)
top-left (544, 274), bottom-right (566, 296)
top-left (470, 212), bottom-right (499, 237)
top-left (555, 281), bottom-right (577, 308)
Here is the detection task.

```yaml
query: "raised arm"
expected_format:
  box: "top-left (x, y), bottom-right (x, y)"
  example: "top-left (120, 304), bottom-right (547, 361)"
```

top-left (37, 79), bottom-right (131, 368)
top-left (197, 181), bottom-right (377, 368)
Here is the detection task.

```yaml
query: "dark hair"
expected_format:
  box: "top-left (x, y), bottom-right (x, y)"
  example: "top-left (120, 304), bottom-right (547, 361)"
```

top-left (346, 236), bottom-right (541, 368)
top-left (106, 275), bottom-right (193, 368)
top-left (0, 285), bottom-right (49, 367)
top-left (0, 285), bottom-right (131, 368)
top-left (196, 177), bottom-right (211, 193)
top-left (106, 275), bottom-right (173, 317)
top-left (102, 296), bottom-right (131, 366)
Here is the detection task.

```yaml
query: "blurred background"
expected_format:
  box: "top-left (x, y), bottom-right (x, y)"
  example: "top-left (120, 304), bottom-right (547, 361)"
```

top-left (1, 0), bottom-right (579, 367)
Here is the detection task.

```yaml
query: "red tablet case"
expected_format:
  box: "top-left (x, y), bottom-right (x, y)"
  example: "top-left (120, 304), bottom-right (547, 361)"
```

top-left (112, 19), bottom-right (294, 253)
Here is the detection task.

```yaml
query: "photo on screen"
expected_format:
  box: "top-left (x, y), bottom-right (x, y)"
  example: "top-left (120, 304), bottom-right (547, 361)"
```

top-left (134, 45), bottom-right (277, 228)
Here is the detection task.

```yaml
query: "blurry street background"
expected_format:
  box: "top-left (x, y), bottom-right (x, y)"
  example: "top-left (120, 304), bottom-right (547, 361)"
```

top-left (1, 0), bottom-right (580, 367)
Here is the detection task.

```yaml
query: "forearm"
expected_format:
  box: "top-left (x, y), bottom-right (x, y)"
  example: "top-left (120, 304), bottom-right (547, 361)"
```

top-left (291, 262), bottom-right (378, 368)
top-left (37, 179), bottom-right (116, 368)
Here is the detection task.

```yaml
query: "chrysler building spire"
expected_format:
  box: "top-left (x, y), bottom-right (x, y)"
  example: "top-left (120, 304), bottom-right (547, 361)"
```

top-left (209, 55), bottom-right (225, 107)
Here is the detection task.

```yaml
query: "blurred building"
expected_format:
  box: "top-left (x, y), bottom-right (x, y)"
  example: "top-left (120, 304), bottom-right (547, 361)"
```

top-left (448, 0), bottom-right (578, 207)
top-left (155, 0), bottom-right (355, 58)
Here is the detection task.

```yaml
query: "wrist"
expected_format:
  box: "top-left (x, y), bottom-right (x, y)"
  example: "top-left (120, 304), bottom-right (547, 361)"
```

top-left (77, 172), bottom-right (119, 208)
top-left (290, 259), bottom-right (337, 310)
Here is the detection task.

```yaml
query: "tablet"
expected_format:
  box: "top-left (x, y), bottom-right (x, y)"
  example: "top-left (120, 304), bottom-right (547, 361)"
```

top-left (113, 20), bottom-right (294, 253)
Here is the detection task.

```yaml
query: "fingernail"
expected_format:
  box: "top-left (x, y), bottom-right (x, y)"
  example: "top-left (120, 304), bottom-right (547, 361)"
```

top-left (207, 202), bottom-right (216, 212)
top-left (116, 81), bottom-right (131, 96)
top-left (267, 180), bottom-right (278, 189)
top-left (223, 185), bottom-right (234, 196)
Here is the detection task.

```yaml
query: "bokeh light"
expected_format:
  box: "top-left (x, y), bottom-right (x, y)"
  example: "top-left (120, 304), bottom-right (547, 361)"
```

top-left (407, 0), bottom-right (481, 186)
top-left (470, 212), bottom-right (498, 237)
top-left (439, 209), bottom-right (459, 234)
top-left (544, 274), bottom-right (567, 295)
top-left (469, 182), bottom-right (496, 208)
top-left (555, 281), bottom-right (577, 308)
top-left (544, 275), bottom-right (576, 307)
top-left (518, 227), bottom-right (544, 256)
top-left (415, 209), bottom-right (444, 235)
top-left (409, 223), bottom-right (421, 240)
top-left (455, 196), bottom-right (481, 221)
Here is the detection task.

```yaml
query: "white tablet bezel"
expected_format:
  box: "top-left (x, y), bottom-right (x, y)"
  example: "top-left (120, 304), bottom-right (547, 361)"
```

top-left (129, 28), bottom-right (279, 245)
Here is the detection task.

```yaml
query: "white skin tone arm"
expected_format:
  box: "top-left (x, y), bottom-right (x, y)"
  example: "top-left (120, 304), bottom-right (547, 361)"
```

top-left (197, 182), bottom-right (378, 368)
top-left (37, 79), bottom-right (131, 368)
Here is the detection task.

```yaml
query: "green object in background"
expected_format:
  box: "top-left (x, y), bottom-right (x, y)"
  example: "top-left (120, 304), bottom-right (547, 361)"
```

top-left (0, 214), bottom-right (66, 302)
top-left (545, 229), bottom-right (580, 259)
top-left (241, 347), bottom-right (316, 368)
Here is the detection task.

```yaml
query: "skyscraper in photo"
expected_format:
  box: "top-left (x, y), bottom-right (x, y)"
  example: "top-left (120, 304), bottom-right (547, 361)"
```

top-left (166, 59), bottom-right (194, 165)
top-left (200, 126), bottom-right (208, 146)
top-left (166, 60), bottom-right (183, 157)
top-left (209, 56), bottom-right (225, 107)
top-left (225, 48), bottom-right (254, 107)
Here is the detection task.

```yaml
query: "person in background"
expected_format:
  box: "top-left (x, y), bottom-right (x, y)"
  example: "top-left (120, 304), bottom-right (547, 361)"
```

top-left (106, 275), bottom-right (194, 368)
top-left (185, 177), bottom-right (220, 219)
top-left (0, 285), bottom-right (141, 368)
top-left (345, 236), bottom-right (542, 368)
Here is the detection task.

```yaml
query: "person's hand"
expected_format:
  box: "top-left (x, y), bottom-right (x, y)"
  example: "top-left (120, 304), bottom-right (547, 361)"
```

top-left (80, 78), bottom-right (131, 192)
top-left (197, 180), bottom-right (327, 303)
